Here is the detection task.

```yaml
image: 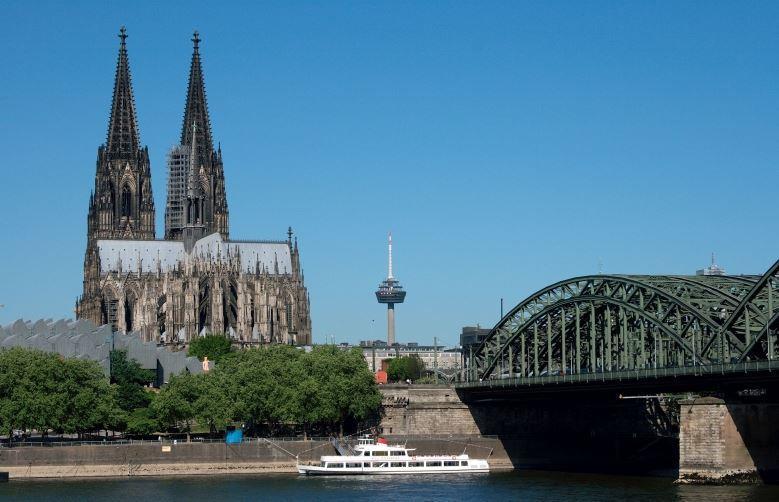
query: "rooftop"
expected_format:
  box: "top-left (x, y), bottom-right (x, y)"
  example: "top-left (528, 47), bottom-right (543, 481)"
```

top-left (97, 232), bottom-right (293, 275)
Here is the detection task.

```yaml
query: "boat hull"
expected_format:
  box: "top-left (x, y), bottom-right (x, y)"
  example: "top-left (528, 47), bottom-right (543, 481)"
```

top-left (297, 465), bottom-right (490, 476)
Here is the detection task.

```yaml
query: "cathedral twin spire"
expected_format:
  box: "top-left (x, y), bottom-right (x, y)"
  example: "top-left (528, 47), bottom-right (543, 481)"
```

top-left (91, 27), bottom-right (229, 244)
top-left (170, 29), bottom-right (230, 240)
top-left (181, 32), bottom-right (214, 169)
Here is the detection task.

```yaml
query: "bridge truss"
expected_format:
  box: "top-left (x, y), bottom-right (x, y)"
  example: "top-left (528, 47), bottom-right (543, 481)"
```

top-left (465, 260), bottom-right (779, 383)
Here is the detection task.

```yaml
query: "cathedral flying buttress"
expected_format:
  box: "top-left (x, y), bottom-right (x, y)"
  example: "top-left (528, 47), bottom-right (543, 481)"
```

top-left (76, 28), bottom-right (311, 346)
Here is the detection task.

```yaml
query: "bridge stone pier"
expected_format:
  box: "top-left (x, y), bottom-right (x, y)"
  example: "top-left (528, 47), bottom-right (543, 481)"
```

top-left (381, 385), bottom-right (779, 483)
top-left (679, 396), bottom-right (779, 483)
top-left (380, 385), bottom-right (678, 475)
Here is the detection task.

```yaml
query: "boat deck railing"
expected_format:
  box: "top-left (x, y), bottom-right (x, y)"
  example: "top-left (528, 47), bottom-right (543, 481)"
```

top-left (330, 436), bottom-right (356, 456)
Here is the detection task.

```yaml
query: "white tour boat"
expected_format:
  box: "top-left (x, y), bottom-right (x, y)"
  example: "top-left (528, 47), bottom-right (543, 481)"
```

top-left (297, 436), bottom-right (489, 475)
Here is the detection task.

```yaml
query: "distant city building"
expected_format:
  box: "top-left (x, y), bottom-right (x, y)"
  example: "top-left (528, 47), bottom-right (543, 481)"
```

top-left (696, 253), bottom-right (726, 276)
top-left (375, 233), bottom-right (406, 346)
top-left (460, 325), bottom-right (491, 355)
top-left (75, 29), bottom-right (311, 345)
top-left (360, 339), bottom-right (388, 348)
top-left (361, 341), bottom-right (461, 372)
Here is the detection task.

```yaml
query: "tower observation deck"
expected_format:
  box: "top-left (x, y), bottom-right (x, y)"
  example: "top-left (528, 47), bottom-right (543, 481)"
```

top-left (375, 233), bottom-right (406, 346)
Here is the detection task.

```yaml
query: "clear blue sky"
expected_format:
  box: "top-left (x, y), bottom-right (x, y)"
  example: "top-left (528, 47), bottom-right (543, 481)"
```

top-left (1, 1), bottom-right (778, 346)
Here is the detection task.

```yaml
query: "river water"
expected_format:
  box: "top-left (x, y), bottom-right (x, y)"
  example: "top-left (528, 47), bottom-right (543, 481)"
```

top-left (2, 471), bottom-right (778, 501)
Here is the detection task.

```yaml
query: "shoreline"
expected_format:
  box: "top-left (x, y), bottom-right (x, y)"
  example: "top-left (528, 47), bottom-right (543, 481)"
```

top-left (2, 462), bottom-right (300, 480)
top-left (0, 438), bottom-right (509, 480)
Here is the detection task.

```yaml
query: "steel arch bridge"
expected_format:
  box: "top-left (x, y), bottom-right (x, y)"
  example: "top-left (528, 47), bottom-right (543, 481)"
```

top-left (462, 260), bottom-right (779, 386)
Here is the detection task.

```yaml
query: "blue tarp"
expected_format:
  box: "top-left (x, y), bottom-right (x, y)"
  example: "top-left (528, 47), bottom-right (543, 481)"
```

top-left (225, 427), bottom-right (243, 444)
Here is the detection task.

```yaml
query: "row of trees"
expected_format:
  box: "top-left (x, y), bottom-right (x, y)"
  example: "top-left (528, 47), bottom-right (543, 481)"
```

top-left (0, 347), bottom-right (118, 438)
top-left (0, 344), bottom-right (382, 439)
top-left (154, 345), bottom-right (381, 437)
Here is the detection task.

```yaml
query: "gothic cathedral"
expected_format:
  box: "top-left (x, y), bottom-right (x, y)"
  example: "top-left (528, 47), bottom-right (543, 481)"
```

top-left (76, 28), bottom-right (312, 345)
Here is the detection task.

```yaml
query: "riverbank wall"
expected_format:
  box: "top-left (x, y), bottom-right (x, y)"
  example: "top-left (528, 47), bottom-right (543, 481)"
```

top-left (0, 440), bottom-right (330, 479)
top-left (0, 436), bottom-right (508, 479)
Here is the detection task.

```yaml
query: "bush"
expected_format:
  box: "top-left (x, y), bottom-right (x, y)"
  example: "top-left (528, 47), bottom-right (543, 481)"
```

top-left (188, 334), bottom-right (233, 363)
top-left (386, 355), bottom-right (425, 382)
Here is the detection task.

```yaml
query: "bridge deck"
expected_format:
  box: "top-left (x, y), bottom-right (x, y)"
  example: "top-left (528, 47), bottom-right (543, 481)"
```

top-left (456, 360), bottom-right (779, 398)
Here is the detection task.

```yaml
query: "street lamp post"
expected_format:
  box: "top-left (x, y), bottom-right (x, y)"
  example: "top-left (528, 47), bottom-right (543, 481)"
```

top-left (433, 336), bottom-right (439, 384)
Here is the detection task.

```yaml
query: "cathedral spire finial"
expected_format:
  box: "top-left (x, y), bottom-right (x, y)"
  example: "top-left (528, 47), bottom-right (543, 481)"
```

top-left (181, 30), bottom-right (213, 157)
top-left (106, 25), bottom-right (140, 159)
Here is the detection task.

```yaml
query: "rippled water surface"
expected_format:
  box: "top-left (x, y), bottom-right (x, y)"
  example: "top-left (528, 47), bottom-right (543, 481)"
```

top-left (2, 471), bottom-right (779, 501)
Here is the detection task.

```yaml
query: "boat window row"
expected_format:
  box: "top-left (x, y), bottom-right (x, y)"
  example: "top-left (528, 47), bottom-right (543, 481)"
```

top-left (322, 460), bottom-right (468, 468)
top-left (358, 450), bottom-right (408, 457)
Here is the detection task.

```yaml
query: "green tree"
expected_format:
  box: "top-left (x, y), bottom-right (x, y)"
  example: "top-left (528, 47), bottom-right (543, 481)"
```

top-left (192, 373), bottom-right (232, 434)
top-left (0, 347), bottom-right (120, 439)
top-left (386, 355), bottom-right (425, 382)
top-left (188, 334), bottom-right (233, 363)
top-left (151, 373), bottom-right (198, 431)
top-left (220, 346), bottom-right (303, 433)
top-left (110, 350), bottom-right (155, 413)
top-left (0, 348), bottom-right (62, 436)
top-left (125, 407), bottom-right (158, 436)
top-left (59, 357), bottom-right (120, 437)
top-left (307, 346), bottom-right (381, 436)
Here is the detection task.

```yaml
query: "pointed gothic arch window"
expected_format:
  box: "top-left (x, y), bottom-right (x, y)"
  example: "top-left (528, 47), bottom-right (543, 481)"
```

top-left (121, 184), bottom-right (132, 217)
top-left (157, 294), bottom-right (167, 341)
top-left (285, 298), bottom-right (294, 333)
top-left (125, 292), bottom-right (137, 332)
top-left (198, 277), bottom-right (211, 334)
top-left (222, 279), bottom-right (238, 334)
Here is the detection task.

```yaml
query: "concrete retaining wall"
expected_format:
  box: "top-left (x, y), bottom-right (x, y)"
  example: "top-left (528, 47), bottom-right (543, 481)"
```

top-left (0, 436), bottom-right (512, 479)
top-left (0, 440), bottom-right (333, 479)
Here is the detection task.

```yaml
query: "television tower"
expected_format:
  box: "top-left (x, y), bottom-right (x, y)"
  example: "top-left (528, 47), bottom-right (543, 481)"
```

top-left (375, 233), bottom-right (406, 346)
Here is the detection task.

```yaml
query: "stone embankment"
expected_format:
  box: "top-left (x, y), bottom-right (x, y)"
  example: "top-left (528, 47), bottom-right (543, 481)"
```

top-left (0, 440), bottom-right (332, 479)
top-left (0, 435), bottom-right (509, 479)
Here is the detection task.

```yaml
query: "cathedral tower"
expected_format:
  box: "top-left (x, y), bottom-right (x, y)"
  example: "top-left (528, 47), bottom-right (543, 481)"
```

top-left (78, 27), bottom-right (155, 327)
top-left (165, 31), bottom-right (229, 241)
top-left (77, 29), bottom-right (310, 346)
top-left (87, 27), bottom-right (155, 243)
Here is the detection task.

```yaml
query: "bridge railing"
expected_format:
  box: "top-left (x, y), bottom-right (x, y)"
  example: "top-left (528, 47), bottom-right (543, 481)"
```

top-left (456, 359), bottom-right (777, 389)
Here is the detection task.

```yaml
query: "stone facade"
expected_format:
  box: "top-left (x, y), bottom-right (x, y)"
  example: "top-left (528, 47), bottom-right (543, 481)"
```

top-left (76, 29), bottom-right (311, 345)
top-left (380, 385), bottom-right (481, 436)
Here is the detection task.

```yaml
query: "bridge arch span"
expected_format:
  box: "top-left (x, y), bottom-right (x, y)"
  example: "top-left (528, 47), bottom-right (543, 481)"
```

top-left (468, 267), bottom-right (779, 382)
